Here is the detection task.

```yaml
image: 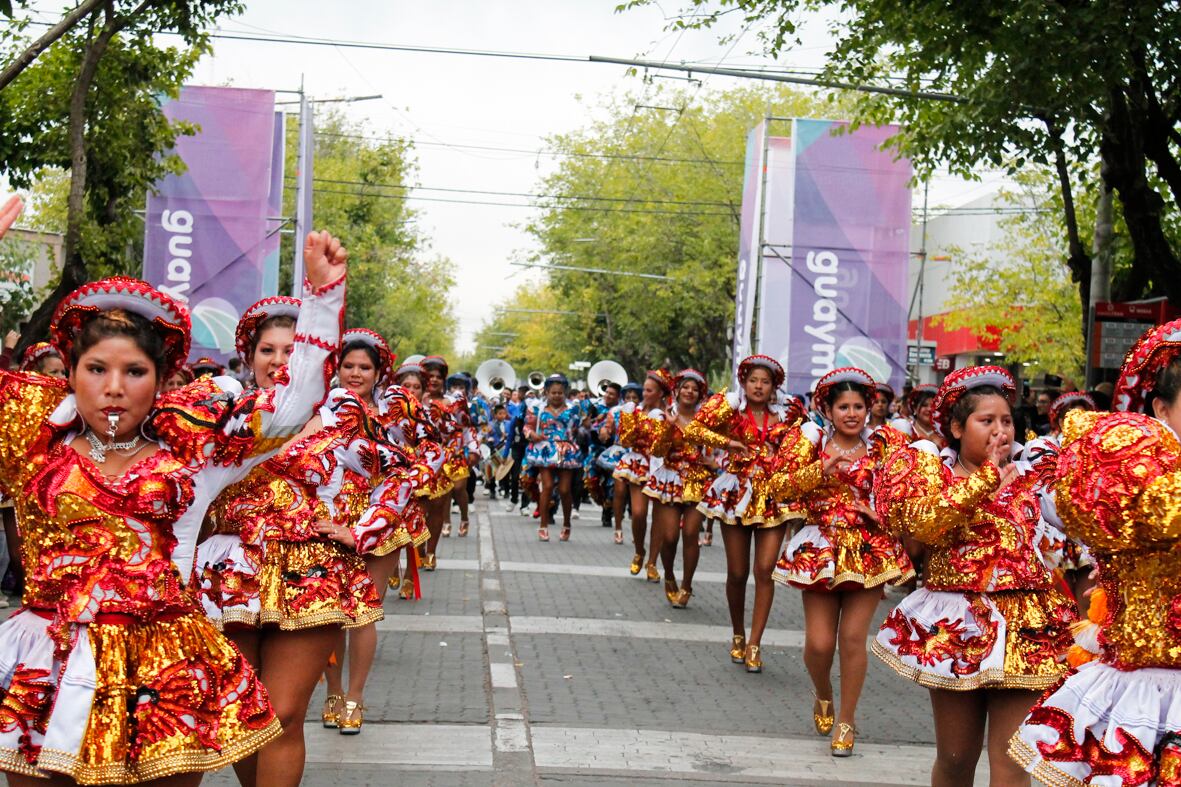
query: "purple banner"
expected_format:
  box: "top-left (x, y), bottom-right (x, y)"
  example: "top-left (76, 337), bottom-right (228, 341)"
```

top-left (780, 119), bottom-right (911, 395)
top-left (144, 86), bottom-right (282, 362)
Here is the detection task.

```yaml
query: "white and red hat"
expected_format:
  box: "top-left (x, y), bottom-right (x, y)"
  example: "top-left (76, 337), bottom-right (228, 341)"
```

top-left (341, 328), bottom-right (395, 385)
top-left (813, 367), bottom-right (875, 406)
top-left (1049, 391), bottom-right (1096, 430)
top-left (20, 341), bottom-right (59, 371)
top-left (1114, 318), bottom-right (1181, 413)
top-left (931, 366), bottom-right (1016, 438)
top-left (737, 354), bottom-right (785, 388)
top-left (51, 276), bottom-right (190, 377)
top-left (235, 296), bottom-right (300, 362)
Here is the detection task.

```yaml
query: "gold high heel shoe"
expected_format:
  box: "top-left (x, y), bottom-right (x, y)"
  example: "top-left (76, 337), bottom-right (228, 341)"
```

top-left (663, 578), bottom-right (679, 604)
top-left (813, 696), bottom-right (834, 736)
top-left (744, 644), bottom-right (763, 673)
top-left (629, 553), bottom-right (644, 575)
top-left (670, 588), bottom-right (692, 609)
top-left (423, 553), bottom-right (437, 571)
top-left (831, 722), bottom-right (856, 757)
top-left (322, 694), bottom-right (343, 728)
top-left (338, 699), bottom-right (365, 735)
top-left (729, 634), bottom-right (746, 664)
top-left (398, 577), bottom-right (415, 601)
top-left (645, 563), bottom-right (659, 583)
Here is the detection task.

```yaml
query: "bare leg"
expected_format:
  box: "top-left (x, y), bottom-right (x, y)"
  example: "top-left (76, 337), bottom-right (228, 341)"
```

top-left (833, 587), bottom-right (883, 729)
top-left (557, 470), bottom-right (573, 528)
top-left (652, 501), bottom-right (680, 580)
top-left (680, 508), bottom-right (703, 591)
top-left (323, 627), bottom-right (347, 697)
top-left (252, 626), bottom-right (339, 787)
top-left (612, 478), bottom-right (627, 534)
top-left (629, 482), bottom-right (649, 557)
top-left (749, 524), bottom-right (787, 647)
top-left (538, 468), bottom-right (555, 530)
top-left (929, 688), bottom-right (988, 787)
top-left (424, 493), bottom-right (449, 558)
top-left (345, 553), bottom-right (398, 704)
top-left (720, 524), bottom-right (753, 636)
top-left (985, 690), bottom-right (1038, 787)
top-left (801, 590), bottom-right (840, 704)
top-left (453, 482), bottom-right (470, 525)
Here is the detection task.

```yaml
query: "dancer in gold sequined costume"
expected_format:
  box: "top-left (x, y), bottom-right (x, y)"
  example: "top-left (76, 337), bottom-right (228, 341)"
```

top-left (0, 201), bottom-right (347, 785)
top-left (871, 366), bottom-right (1076, 786)
top-left (615, 370), bottom-right (672, 580)
top-left (770, 367), bottom-right (914, 757)
top-left (1011, 318), bottom-right (1181, 787)
top-left (683, 355), bottom-right (806, 673)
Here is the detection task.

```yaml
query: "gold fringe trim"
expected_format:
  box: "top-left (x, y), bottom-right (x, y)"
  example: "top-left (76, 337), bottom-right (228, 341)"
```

top-left (255, 605), bottom-right (385, 632)
top-left (701, 507), bottom-right (801, 529)
top-left (370, 527), bottom-right (428, 558)
top-left (641, 488), bottom-right (705, 506)
top-left (774, 566), bottom-right (915, 591)
top-left (21, 717), bottom-right (282, 785)
top-left (612, 469), bottom-right (647, 485)
top-left (1007, 735), bottom-right (1086, 787)
top-left (870, 639), bottom-right (1065, 691)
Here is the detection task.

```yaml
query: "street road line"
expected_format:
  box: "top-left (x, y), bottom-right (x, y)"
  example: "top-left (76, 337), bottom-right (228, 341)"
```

top-left (375, 614), bottom-right (484, 633)
top-left (304, 722), bottom-right (492, 769)
top-left (511, 615), bottom-right (808, 648)
top-left (489, 661), bottom-right (518, 689)
top-left (530, 727), bottom-right (988, 785)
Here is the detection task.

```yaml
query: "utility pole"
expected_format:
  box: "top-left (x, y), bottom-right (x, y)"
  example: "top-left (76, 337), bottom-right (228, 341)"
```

top-left (290, 77), bottom-right (314, 295)
top-left (1084, 178), bottom-right (1114, 387)
top-left (750, 110), bottom-right (772, 354)
top-left (911, 180), bottom-right (930, 384)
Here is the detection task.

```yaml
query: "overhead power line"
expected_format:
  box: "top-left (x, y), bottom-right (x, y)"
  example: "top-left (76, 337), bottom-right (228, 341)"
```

top-left (300, 175), bottom-right (733, 208)
top-left (314, 131), bottom-right (745, 167)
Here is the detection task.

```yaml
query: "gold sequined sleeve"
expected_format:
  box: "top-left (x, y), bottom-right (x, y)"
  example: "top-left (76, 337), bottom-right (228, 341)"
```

top-left (682, 392), bottom-right (733, 451)
top-left (616, 406), bottom-right (638, 449)
top-left (0, 370), bottom-right (67, 495)
top-left (630, 409), bottom-right (664, 452)
top-left (1140, 470), bottom-right (1181, 540)
top-left (769, 426), bottom-right (823, 501)
top-left (649, 416), bottom-right (675, 458)
top-left (873, 445), bottom-right (999, 545)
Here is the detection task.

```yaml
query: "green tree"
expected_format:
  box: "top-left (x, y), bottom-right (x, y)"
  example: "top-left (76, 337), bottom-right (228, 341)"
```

top-left (0, 235), bottom-right (43, 334)
top-left (286, 110), bottom-right (456, 358)
top-left (470, 283), bottom-right (584, 376)
top-left (0, 0), bottom-right (242, 352)
top-left (633, 0), bottom-right (1181, 322)
top-left (499, 84), bottom-right (838, 382)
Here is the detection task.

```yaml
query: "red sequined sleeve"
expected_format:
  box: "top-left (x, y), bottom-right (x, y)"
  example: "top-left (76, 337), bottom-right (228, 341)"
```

top-left (682, 392), bottom-right (733, 450)
top-left (628, 409), bottom-right (664, 453)
top-left (873, 444), bottom-right (1000, 546)
top-left (769, 425), bottom-right (823, 501)
top-left (0, 370), bottom-right (67, 494)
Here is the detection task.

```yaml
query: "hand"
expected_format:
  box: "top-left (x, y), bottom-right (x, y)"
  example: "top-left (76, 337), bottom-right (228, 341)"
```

top-left (0, 195), bottom-right (23, 241)
top-left (3, 330), bottom-right (18, 352)
top-left (853, 502), bottom-right (880, 525)
top-left (303, 230), bottom-right (348, 291)
top-left (985, 432), bottom-right (1011, 468)
top-left (727, 438), bottom-right (749, 456)
top-left (822, 453), bottom-right (852, 478)
top-left (313, 519), bottom-right (355, 549)
top-left (994, 462), bottom-right (1020, 494)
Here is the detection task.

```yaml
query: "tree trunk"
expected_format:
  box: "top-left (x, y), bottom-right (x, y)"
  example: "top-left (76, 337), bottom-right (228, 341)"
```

top-left (1101, 88), bottom-right (1181, 304)
top-left (16, 3), bottom-right (118, 356)
top-left (0, 0), bottom-right (107, 93)
top-left (1043, 117), bottom-right (1092, 338)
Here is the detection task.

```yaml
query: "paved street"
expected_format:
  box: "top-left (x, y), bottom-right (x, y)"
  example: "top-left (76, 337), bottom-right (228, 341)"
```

top-left (197, 496), bottom-right (994, 786)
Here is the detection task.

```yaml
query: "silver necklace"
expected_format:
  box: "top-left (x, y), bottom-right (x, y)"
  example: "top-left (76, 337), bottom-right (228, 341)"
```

top-left (85, 412), bottom-right (141, 463)
top-left (828, 432), bottom-right (864, 456)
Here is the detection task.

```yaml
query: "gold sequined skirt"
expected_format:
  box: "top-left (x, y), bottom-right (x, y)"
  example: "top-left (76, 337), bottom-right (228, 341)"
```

top-left (0, 608), bottom-right (280, 784)
top-left (203, 538), bottom-right (383, 631)
top-left (370, 501), bottom-right (431, 557)
top-left (773, 523), bottom-right (915, 591)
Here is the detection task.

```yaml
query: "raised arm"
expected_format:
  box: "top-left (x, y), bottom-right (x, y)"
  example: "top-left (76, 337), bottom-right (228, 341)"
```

top-left (0, 370), bottom-right (68, 494)
top-left (769, 423), bottom-right (824, 501)
top-left (681, 392), bottom-right (734, 451)
top-left (873, 444), bottom-right (999, 546)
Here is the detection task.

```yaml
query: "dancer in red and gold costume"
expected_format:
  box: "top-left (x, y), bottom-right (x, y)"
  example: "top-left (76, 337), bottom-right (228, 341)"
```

top-left (1010, 319), bottom-right (1181, 787)
top-left (770, 368), bottom-right (914, 756)
top-left (645, 369), bottom-right (710, 608)
top-left (0, 220), bottom-right (346, 785)
top-left (900, 383), bottom-right (944, 447)
top-left (320, 330), bottom-right (438, 735)
top-left (198, 237), bottom-right (412, 787)
top-left (684, 355), bottom-right (805, 672)
top-left (872, 366), bottom-right (1076, 786)
top-left (418, 356), bottom-right (468, 570)
top-left (385, 361), bottom-right (446, 599)
top-left (616, 370), bottom-right (672, 579)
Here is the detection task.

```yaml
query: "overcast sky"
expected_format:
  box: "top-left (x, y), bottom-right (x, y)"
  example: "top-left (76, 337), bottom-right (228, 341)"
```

top-left (14, 1), bottom-right (1005, 352)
